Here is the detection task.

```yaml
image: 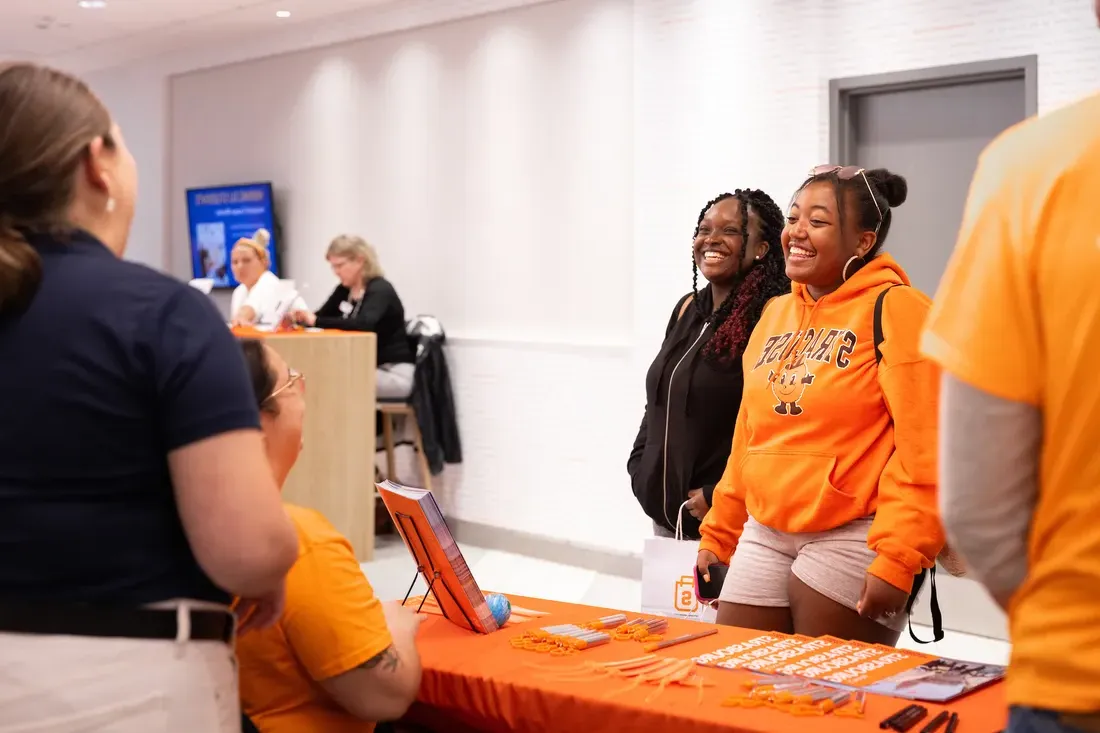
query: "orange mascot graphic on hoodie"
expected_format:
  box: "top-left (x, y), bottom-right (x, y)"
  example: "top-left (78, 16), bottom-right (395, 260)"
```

top-left (768, 359), bottom-right (815, 416)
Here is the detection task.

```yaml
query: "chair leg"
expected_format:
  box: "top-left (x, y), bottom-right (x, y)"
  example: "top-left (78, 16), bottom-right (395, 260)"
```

top-left (409, 415), bottom-right (433, 492)
top-left (382, 414), bottom-right (397, 480)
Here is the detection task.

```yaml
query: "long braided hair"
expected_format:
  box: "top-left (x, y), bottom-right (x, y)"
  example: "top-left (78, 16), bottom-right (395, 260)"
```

top-left (691, 189), bottom-right (790, 367)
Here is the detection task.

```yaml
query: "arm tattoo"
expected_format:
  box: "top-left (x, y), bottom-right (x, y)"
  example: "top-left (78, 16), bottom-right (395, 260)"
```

top-left (359, 645), bottom-right (400, 673)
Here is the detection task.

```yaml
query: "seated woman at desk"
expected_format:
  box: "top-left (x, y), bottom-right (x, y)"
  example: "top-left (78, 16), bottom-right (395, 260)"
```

top-left (292, 235), bottom-right (416, 399)
top-left (229, 228), bottom-right (305, 327)
top-left (235, 338), bottom-right (424, 732)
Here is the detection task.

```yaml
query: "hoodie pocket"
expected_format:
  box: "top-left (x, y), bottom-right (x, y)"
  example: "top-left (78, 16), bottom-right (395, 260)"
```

top-left (740, 449), bottom-right (863, 533)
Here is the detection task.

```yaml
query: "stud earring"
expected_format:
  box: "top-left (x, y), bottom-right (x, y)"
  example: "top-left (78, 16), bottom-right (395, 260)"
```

top-left (105, 197), bottom-right (116, 214)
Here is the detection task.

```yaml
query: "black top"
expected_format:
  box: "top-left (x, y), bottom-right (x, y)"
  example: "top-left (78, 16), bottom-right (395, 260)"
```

top-left (628, 286), bottom-right (746, 539)
top-left (314, 277), bottom-right (414, 366)
top-left (0, 229), bottom-right (261, 605)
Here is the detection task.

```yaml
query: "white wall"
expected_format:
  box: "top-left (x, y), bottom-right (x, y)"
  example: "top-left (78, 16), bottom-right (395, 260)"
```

top-left (85, 0), bottom-right (1100, 559)
top-left (82, 64), bottom-right (169, 269)
top-left (168, 0), bottom-right (644, 553)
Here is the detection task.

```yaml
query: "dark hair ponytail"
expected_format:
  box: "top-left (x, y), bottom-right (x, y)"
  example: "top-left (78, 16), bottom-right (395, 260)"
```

top-left (0, 232), bottom-right (42, 316)
top-left (0, 62), bottom-right (113, 316)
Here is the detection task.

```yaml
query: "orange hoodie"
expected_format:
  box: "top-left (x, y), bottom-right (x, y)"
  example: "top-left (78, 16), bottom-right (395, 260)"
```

top-left (698, 253), bottom-right (944, 592)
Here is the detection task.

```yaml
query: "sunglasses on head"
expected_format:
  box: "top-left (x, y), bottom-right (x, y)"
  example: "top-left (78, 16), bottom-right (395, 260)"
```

top-left (808, 165), bottom-right (883, 231)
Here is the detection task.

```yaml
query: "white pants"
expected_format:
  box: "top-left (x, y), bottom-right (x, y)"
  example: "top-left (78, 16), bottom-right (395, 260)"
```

top-left (377, 362), bottom-right (415, 400)
top-left (0, 605), bottom-right (240, 733)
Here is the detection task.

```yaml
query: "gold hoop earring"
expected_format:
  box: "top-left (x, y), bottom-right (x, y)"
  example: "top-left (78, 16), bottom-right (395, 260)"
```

top-left (842, 255), bottom-right (864, 282)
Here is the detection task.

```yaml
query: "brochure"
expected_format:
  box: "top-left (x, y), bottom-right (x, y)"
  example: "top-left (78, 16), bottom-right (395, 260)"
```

top-left (692, 632), bottom-right (1004, 702)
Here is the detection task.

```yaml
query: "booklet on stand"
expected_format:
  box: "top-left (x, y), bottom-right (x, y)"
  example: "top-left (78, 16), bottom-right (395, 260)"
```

top-left (377, 480), bottom-right (499, 634)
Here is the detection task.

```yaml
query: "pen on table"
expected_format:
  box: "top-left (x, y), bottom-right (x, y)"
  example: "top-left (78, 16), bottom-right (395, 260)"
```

top-left (893, 705), bottom-right (929, 732)
top-left (918, 710), bottom-right (951, 733)
top-left (880, 705), bottom-right (920, 730)
top-left (641, 628), bottom-right (719, 652)
top-left (944, 712), bottom-right (959, 733)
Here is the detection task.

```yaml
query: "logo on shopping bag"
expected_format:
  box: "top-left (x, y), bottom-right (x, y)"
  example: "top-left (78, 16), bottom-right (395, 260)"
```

top-left (674, 575), bottom-right (698, 613)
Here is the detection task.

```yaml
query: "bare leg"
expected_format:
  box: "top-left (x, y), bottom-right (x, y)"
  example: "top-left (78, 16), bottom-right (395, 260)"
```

top-left (715, 601), bottom-right (794, 634)
top-left (788, 574), bottom-right (901, 645)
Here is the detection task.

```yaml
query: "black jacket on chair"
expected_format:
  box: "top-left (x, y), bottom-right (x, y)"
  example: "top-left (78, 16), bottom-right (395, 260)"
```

top-left (407, 317), bottom-right (462, 475)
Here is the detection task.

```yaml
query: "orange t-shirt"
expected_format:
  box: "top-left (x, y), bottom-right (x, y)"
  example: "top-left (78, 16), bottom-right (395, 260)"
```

top-left (921, 92), bottom-right (1100, 712)
top-left (237, 504), bottom-right (393, 733)
top-left (699, 253), bottom-right (943, 592)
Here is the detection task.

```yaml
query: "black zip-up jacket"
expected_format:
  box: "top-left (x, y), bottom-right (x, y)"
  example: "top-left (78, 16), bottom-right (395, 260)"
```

top-left (628, 286), bottom-right (745, 539)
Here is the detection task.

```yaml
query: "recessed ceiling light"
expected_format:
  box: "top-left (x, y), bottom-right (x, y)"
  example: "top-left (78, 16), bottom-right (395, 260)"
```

top-left (275, 10), bottom-right (291, 18)
top-left (78, 0), bottom-right (107, 8)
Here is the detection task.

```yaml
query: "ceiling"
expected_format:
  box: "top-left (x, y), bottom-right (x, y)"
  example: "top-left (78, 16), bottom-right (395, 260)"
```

top-left (0, 0), bottom-right (398, 72)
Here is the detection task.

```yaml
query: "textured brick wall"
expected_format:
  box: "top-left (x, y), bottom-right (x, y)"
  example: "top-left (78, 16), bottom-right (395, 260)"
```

top-left (88, 0), bottom-right (1100, 561)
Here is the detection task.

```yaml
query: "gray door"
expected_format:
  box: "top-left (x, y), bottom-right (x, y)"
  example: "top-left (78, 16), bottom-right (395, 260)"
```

top-left (849, 78), bottom-right (1026, 295)
top-left (835, 65), bottom-right (1033, 642)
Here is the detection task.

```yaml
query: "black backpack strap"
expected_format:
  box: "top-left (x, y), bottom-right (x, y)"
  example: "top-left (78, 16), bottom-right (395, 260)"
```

top-left (875, 284), bottom-right (944, 644)
top-left (906, 567), bottom-right (944, 643)
top-left (873, 285), bottom-right (901, 364)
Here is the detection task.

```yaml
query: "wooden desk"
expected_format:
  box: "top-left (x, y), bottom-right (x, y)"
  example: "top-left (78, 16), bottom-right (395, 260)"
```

top-left (238, 329), bottom-right (377, 561)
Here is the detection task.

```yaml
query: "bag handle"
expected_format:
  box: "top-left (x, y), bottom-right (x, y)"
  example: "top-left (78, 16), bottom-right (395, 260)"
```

top-left (906, 567), bottom-right (944, 643)
top-left (674, 499), bottom-right (691, 541)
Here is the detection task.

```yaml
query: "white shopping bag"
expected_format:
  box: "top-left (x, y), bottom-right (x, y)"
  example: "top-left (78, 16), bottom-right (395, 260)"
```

top-left (640, 501), bottom-right (717, 623)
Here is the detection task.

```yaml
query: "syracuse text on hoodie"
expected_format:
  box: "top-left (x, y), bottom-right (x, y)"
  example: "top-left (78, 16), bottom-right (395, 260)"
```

top-left (698, 253), bottom-right (945, 593)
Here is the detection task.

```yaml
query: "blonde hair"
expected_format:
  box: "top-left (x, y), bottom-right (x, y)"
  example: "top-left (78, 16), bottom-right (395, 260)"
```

top-left (232, 228), bottom-right (271, 267)
top-left (326, 234), bottom-right (383, 284)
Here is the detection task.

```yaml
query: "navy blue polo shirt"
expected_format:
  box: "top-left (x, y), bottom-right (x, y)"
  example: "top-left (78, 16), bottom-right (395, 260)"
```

top-left (0, 230), bottom-right (261, 605)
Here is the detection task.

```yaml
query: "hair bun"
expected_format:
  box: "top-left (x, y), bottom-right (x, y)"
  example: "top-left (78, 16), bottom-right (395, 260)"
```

top-left (866, 169), bottom-right (907, 208)
top-left (252, 228), bottom-right (270, 247)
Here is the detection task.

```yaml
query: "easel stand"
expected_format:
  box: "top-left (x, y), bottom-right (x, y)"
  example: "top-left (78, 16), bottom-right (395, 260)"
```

top-left (394, 512), bottom-right (480, 633)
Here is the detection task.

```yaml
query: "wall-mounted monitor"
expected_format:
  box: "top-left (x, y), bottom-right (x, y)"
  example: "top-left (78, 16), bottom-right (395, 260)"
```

top-left (186, 182), bottom-right (281, 289)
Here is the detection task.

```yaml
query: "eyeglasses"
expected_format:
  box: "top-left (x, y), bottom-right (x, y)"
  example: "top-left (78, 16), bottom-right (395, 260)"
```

top-left (809, 165), bottom-right (883, 232)
top-left (267, 368), bottom-right (304, 402)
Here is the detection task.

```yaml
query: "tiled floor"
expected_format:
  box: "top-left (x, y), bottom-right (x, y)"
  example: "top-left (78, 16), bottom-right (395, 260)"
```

top-left (363, 535), bottom-right (1011, 666)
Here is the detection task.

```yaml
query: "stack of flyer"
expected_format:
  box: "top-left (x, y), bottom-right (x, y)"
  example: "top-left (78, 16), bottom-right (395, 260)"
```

top-left (376, 480), bottom-right (499, 634)
top-left (692, 632), bottom-right (1005, 703)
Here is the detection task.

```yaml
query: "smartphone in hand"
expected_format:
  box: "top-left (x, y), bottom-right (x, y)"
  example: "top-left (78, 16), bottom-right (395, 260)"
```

top-left (693, 563), bottom-right (729, 603)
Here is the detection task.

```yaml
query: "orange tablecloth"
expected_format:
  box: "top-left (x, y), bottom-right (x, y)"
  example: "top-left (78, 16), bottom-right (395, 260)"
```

top-left (408, 596), bottom-right (1007, 733)
top-left (231, 326), bottom-right (359, 338)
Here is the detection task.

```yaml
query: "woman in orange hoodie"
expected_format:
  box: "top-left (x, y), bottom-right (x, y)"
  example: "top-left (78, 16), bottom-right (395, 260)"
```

top-left (696, 166), bottom-right (944, 645)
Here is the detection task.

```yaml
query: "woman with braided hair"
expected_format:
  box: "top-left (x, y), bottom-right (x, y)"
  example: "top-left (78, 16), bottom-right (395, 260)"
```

top-left (628, 189), bottom-right (791, 541)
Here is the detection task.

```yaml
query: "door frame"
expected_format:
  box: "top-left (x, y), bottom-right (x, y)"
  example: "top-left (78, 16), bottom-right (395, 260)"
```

top-left (829, 55), bottom-right (1038, 164)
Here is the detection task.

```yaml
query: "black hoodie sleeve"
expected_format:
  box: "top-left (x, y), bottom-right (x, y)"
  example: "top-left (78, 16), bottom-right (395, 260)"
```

top-left (627, 293), bottom-right (695, 480)
top-left (701, 483), bottom-right (716, 508)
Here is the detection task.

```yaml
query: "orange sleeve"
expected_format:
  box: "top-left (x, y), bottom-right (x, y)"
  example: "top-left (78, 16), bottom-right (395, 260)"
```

top-left (281, 536), bottom-right (394, 681)
top-left (867, 289), bottom-right (945, 592)
top-left (920, 145), bottom-right (1041, 404)
top-left (698, 400), bottom-right (750, 563)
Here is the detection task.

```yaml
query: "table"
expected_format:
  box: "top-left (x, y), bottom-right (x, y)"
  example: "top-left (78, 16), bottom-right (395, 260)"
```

top-left (407, 596), bottom-right (1007, 733)
top-left (234, 328), bottom-right (377, 561)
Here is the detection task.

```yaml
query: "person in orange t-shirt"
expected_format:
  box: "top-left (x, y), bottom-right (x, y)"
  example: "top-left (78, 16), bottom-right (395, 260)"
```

top-left (697, 166), bottom-right (944, 646)
top-left (922, 85), bottom-right (1100, 731)
top-left (233, 338), bottom-right (424, 733)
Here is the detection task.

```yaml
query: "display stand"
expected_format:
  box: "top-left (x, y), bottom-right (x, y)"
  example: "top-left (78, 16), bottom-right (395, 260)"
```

top-left (394, 512), bottom-right (478, 632)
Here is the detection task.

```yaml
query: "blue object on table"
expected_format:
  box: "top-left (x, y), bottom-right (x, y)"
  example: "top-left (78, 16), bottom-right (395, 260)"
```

top-left (485, 593), bottom-right (512, 627)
